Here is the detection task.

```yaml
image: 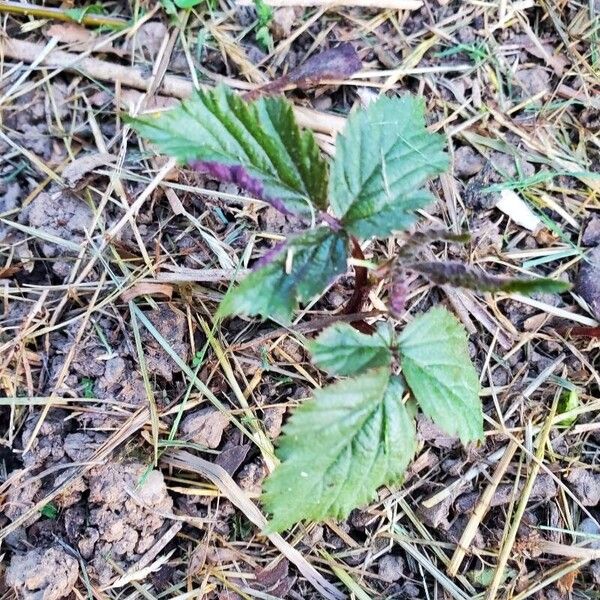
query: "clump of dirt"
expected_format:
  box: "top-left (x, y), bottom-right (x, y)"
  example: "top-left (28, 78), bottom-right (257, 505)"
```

top-left (73, 460), bottom-right (173, 584)
top-left (582, 217), bottom-right (600, 246)
top-left (514, 66), bottom-right (551, 98)
top-left (19, 189), bottom-right (94, 277)
top-left (2, 413), bottom-right (100, 539)
top-left (0, 82), bottom-right (70, 162)
top-left (377, 554), bottom-right (405, 583)
top-left (453, 146), bottom-right (485, 179)
top-left (181, 407), bottom-right (229, 448)
top-left (3, 469), bottom-right (43, 526)
top-left (566, 468), bottom-right (600, 506)
top-left (455, 473), bottom-right (557, 513)
top-left (20, 410), bottom-right (70, 471)
top-left (5, 546), bottom-right (79, 600)
top-left (576, 245), bottom-right (600, 320)
top-left (45, 305), bottom-right (190, 427)
top-left (141, 305), bottom-right (190, 381)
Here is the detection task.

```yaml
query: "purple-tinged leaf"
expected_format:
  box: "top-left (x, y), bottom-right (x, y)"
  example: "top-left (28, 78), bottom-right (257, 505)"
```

top-left (218, 227), bottom-right (348, 322)
top-left (128, 86), bottom-right (329, 215)
top-left (409, 261), bottom-right (571, 295)
top-left (190, 161), bottom-right (294, 216)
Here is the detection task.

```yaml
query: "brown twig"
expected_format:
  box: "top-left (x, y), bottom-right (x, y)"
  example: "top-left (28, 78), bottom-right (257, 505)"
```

top-left (0, 38), bottom-right (346, 135)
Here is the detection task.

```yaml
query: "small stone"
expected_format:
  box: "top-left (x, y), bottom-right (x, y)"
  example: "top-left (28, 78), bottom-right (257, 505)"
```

top-left (566, 468), bottom-right (600, 506)
top-left (181, 408), bottom-right (229, 449)
top-left (578, 517), bottom-right (600, 549)
top-left (377, 555), bottom-right (404, 583)
top-left (78, 527), bottom-right (100, 559)
top-left (454, 146), bottom-right (485, 178)
top-left (271, 7), bottom-right (297, 39)
top-left (582, 217), bottom-right (600, 246)
top-left (515, 67), bottom-right (551, 98)
top-left (418, 494), bottom-right (453, 530)
top-left (236, 461), bottom-right (267, 495)
top-left (576, 245), bottom-right (600, 320)
top-left (263, 406), bottom-right (286, 439)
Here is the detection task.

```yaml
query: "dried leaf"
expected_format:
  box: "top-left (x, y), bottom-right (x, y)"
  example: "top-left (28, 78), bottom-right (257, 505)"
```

top-left (120, 282), bottom-right (174, 302)
top-left (62, 152), bottom-right (117, 187)
top-left (247, 43), bottom-right (362, 100)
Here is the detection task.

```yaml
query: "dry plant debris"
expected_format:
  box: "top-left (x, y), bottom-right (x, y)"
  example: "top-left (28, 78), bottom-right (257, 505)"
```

top-left (1, 1), bottom-right (599, 599)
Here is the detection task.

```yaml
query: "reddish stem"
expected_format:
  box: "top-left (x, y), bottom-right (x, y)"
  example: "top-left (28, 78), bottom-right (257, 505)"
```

top-left (342, 237), bottom-right (374, 333)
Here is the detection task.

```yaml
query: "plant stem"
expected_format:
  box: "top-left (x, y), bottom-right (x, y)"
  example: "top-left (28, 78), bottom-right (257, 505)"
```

top-left (0, 1), bottom-right (127, 28)
top-left (343, 237), bottom-right (373, 333)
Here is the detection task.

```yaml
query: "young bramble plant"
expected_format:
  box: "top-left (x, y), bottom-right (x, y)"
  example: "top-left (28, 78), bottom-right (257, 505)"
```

top-left (130, 86), bottom-right (569, 532)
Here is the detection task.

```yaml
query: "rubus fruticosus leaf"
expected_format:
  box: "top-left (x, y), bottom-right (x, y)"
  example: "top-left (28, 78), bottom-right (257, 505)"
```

top-left (217, 227), bottom-right (348, 322)
top-left (262, 368), bottom-right (416, 532)
top-left (408, 261), bottom-right (571, 295)
top-left (329, 95), bottom-right (448, 238)
top-left (309, 322), bottom-right (392, 376)
top-left (398, 307), bottom-right (483, 444)
top-left (128, 86), bottom-right (328, 215)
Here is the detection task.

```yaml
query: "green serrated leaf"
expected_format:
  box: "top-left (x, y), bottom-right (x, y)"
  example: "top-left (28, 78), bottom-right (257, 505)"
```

top-left (329, 95), bottom-right (448, 238)
top-left (309, 322), bottom-right (392, 376)
top-left (263, 369), bottom-right (416, 531)
top-left (218, 227), bottom-right (348, 322)
top-left (399, 307), bottom-right (483, 444)
top-left (128, 86), bottom-right (328, 215)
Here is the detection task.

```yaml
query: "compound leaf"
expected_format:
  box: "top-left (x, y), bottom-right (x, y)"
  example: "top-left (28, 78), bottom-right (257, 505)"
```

top-left (129, 86), bottom-right (328, 215)
top-left (309, 322), bottom-right (392, 376)
top-left (408, 261), bottom-right (571, 295)
top-left (329, 95), bottom-right (448, 238)
top-left (218, 227), bottom-right (348, 322)
top-left (263, 369), bottom-right (416, 532)
top-left (399, 307), bottom-right (483, 444)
